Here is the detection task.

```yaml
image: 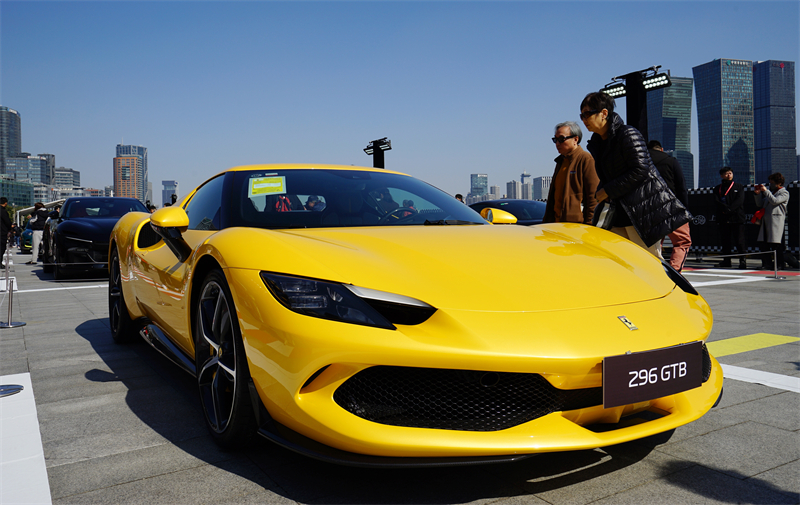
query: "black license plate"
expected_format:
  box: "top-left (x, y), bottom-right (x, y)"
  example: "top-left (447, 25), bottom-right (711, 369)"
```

top-left (603, 341), bottom-right (703, 409)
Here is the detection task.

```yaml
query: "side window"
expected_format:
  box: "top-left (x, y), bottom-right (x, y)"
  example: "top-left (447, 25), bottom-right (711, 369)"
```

top-left (184, 175), bottom-right (225, 230)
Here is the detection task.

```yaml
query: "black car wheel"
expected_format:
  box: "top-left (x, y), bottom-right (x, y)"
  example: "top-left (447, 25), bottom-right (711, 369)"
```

top-left (42, 237), bottom-right (53, 273)
top-left (195, 270), bottom-right (256, 448)
top-left (52, 244), bottom-right (67, 280)
top-left (108, 248), bottom-right (136, 344)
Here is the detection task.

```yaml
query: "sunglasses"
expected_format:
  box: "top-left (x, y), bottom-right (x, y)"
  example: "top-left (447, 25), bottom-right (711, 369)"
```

top-left (579, 109), bottom-right (600, 120)
top-left (552, 135), bottom-right (577, 144)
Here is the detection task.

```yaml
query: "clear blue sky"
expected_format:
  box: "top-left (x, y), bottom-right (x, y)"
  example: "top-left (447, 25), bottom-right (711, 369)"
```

top-left (1, 1), bottom-right (798, 200)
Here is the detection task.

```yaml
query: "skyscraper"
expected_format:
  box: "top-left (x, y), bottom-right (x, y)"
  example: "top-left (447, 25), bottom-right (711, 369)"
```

top-left (470, 174), bottom-right (488, 198)
top-left (116, 144), bottom-right (148, 202)
top-left (38, 153), bottom-right (55, 185)
top-left (506, 180), bottom-right (521, 200)
top-left (1, 106), bottom-right (22, 174)
top-left (647, 76), bottom-right (695, 188)
top-left (162, 180), bottom-right (179, 207)
top-left (532, 176), bottom-right (552, 200)
top-left (114, 156), bottom-right (142, 200)
top-left (693, 59), bottom-right (755, 188)
top-left (753, 60), bottom-right (797, 182)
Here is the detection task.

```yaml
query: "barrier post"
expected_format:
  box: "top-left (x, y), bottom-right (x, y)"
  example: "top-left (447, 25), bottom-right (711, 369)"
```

top-left (1, 247), bottom-right (26, 328)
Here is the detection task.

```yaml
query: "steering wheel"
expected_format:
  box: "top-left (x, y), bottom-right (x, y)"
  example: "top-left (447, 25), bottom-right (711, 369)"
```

top-left (378, 207), bottom-right (418, 224)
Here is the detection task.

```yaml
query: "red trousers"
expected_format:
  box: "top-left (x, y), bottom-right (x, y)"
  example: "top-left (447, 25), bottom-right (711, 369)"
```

top-left (665, 222), bottom-right (692, 271)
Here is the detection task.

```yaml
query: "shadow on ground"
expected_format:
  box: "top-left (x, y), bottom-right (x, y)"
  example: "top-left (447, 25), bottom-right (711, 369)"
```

top-left (71, 318), bottom-right (774, 504)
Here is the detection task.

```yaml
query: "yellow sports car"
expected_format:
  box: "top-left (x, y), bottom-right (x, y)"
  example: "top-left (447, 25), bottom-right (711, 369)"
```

top-left (109, 164), bottom-right (723, 467)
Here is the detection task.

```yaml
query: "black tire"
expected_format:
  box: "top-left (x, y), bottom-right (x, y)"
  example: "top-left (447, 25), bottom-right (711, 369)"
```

top-left (53, 251), bottom-right (64, 280)
top-left (109, 248), bottom-right (136, 343)
top-left (52, 242), bottom-right (69, 280)
top-left (41, 233), bottom-right (53, 273)
top-left (42, 244), bottom-right (53, 273)
top-left (194, 270), bottom-right (257, 449)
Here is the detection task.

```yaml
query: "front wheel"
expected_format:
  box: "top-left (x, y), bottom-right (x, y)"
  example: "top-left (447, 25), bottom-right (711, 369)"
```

top-left (53, 247), bottom-right (67, 280)
top-left (194, 270), bottom-right (256, 448)
top-left (42, 239), bottom-right (53, 273)
top-left (109, 248), bottom-right (136, 343)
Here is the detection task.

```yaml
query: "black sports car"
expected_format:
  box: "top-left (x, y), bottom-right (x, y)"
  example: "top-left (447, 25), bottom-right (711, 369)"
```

top-left (469, 199), bottom-right (546, 226)
top-left (42, 197), bottom-right (148, 279)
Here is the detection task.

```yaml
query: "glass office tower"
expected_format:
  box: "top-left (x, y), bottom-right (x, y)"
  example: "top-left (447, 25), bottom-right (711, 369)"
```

top-left (162, 180), bottom-right (179, 207)
top-left (470, 174), bottom-right (488, 197)
top-left (1, 106), bottom-right (22, 175)
top-left (647, 76), bottom-right (695, 188)
top-left (693, 59), bottom-right (755, 188)
top-left (753, 60), bottom-right (797, 182)
top-left (5, 154), bottom-right (49, 184)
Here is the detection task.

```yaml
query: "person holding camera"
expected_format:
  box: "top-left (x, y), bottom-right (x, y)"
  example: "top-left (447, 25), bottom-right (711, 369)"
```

top-left (754, 172), bottom-right (790, 270)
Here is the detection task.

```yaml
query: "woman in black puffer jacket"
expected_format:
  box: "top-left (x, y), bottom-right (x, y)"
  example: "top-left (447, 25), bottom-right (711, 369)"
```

top-left (580, 91), bottom-right (691, 257)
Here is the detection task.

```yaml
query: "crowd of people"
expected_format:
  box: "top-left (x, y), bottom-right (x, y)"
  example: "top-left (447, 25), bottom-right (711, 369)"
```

top-left (471, 90), bottom-right (793, 272)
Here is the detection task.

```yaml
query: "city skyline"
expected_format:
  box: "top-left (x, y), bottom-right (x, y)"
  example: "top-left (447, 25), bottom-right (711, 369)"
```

top-left (2, 2), bottom-right (798, 198)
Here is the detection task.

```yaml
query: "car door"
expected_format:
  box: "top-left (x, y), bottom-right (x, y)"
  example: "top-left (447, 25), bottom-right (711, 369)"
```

top-left (134, 174), bottom-right (227, 356)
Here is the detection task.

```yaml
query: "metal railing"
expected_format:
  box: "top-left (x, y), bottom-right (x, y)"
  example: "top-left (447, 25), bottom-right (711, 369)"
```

top-left (694, 250), bottom-right (786, 280)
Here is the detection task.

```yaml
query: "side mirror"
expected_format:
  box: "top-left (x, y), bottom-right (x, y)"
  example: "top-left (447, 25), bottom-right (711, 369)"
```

top-left (480, 207), bottom-right (517, 225)
top-left (151, 206), bottom-right (189, 229)
top-left (150, 206), bottom-right (192, 262)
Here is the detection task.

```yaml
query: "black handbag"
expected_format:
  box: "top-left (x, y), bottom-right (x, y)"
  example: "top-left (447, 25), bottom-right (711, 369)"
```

top-left (592, 200), bottom-right (616, 230)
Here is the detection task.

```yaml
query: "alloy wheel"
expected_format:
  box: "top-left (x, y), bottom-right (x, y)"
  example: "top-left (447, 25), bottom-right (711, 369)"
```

top-left (196, 280), bottom-right (238, 434)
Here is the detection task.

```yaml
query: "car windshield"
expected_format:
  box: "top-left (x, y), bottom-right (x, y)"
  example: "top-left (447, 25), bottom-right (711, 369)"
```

top-left (484, 201), bottom-right (545, 221)
top-left (230, 169), bottom-right (485, 229)
top-left (64, 198), bottom-right (148, 218)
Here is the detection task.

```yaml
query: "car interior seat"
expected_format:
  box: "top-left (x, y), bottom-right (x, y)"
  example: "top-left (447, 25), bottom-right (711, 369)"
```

top-left (321, 192), bottom-right (378, 226)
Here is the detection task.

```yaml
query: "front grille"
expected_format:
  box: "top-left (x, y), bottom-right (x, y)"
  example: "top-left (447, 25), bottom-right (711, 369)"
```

top-left (333, 366), bottom-right (602, 432)
top-left (702, 343), bottom-right (712, 382)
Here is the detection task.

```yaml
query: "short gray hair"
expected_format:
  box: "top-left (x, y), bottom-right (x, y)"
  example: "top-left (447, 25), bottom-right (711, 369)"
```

top-left (554, 121), bottom-right (583, 143)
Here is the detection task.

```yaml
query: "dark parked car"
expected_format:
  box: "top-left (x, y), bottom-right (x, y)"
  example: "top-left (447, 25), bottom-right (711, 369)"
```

top-left (20, 221), bottom-right (33, 253)
top-left (469, 199), bottom-right (547, 226)
top-left (43, 197), bottom-right (148, 279)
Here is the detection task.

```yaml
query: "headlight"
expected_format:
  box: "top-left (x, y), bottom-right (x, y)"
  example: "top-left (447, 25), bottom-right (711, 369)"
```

top-left (662, 261), bottom-right (698, 296)
top-left (261, 272), bottom-right (436, 329)
top-left (65, 236), bottom-right (92, 253)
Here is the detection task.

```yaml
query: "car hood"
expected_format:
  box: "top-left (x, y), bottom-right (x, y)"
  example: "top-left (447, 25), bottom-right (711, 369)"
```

top-left (215, 223), bottom-right (676, 312)
top-left (59, 217), bottom-right (120, 241)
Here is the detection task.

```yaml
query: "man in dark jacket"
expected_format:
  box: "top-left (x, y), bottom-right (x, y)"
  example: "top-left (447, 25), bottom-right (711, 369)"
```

top-left (713, 167), bottom-right (747, 268)
top-left (0, 197), bottom-right (11, 269)
top-left (648, 140), bottom-right (692, 271)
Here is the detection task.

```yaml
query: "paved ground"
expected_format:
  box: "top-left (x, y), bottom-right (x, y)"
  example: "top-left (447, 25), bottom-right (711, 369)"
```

top-left (0, 249), bottom-right (798, 505)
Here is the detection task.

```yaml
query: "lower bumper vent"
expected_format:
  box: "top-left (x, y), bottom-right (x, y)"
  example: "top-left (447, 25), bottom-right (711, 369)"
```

top-left (333, 366), bottom-right (602, 432)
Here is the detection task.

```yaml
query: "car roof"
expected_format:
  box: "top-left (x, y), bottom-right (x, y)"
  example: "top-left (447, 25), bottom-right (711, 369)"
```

top-left (220, 164), bottom-right (409, 177)
top-left (64, 196), bottom-right (142, 202)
